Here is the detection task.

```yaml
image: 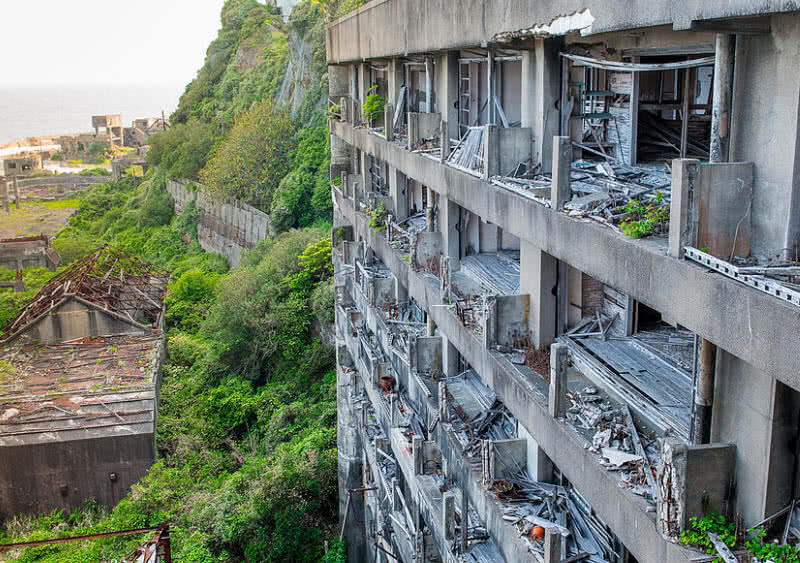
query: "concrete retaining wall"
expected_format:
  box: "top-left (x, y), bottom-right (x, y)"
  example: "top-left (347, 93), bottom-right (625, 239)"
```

top-left (0, 432), bottom-right (154, 520)
top-left (166, 180), bottom-right (272, 267)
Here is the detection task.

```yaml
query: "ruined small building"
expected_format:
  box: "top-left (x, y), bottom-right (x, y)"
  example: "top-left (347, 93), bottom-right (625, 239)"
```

top-left (92, 114), bottom-right (124, 146)
top-left (0, 246), bottom-right (168, 520)
top-left (329, 3), bottom-right (800, 562)
top-left (124, 117), bottom-right (166, 148)
top-left (0, 235), bottom-right (60, 271)
top-left (2, 155), bottom-right (39, 177)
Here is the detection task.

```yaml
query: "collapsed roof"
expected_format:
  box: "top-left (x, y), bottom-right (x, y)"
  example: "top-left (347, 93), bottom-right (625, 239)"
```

top-left (1, 246), bottom-right (168, 342)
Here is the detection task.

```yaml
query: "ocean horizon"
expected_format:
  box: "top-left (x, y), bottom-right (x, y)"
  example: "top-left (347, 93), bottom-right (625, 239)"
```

top-left (0, 84), bottom-right (185, 145)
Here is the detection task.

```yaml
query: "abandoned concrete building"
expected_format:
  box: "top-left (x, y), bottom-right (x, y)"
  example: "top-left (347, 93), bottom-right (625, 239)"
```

top-left (0, 247), bottom-right (167, 520)
top-left (328, 3), bottom-right (800, 562)
top-left (92, 114), bottom-right (124, 146)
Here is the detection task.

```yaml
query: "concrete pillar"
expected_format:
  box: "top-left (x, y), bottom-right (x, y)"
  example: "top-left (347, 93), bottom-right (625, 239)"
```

top-left (424, 56), bottom-right (433, 113)
top-left (520, 240), bottom-right (557, 348)
top-left (426, 315), bottom-right (435, 337)
top-left (384, 103), bottom-right (394, 141)
top-left (439, 380), bottom-right (449, 422)
top-left (387, 58), bottom-right (403, 109)
top-left (522, 38), bottom-right (561, 173)
top-left (443, 492), bottom-right (456, 539)
top-left (395, 277), bottom-right (408, 305)
top-left (412, 435), bottom-right (424, 474)
top-left (440, 196), bottom-right (460, 272)
top-left (336, 352), bottom-right (366, 561)
top-left (440, 119), bottom-right (450, 162)
top-left (482, 125), bottom-right (499, 179)
top-left (550, 136), bottom-right (571, 210)
top-left (549, 343), bottom-right (568, 418)
top-left (442, 336), bottom-right (459, 377)
top-left (2, 181), bottom-right (9, 214)
top-left (693, 339), bottom-right (717, 444)
top-left (710, 34), bottom-right (735, 164)
top-left (438, 51), bottom-right (460, 142)
top-left (668, 159), bottom-right (700, 258)
top-left (357, 62), bottom-right (369, 103)
top-left (12, 176), bottom-right (20, 209)
top-left (544, 527), bottom-right (562, 563)
top-left (388, 166), bottom-right (408, 221)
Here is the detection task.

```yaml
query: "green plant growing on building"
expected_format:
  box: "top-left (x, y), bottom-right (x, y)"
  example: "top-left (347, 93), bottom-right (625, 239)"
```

top-left (619, 190), bottom-right (670, 239)
top-left (680, 511), bottom-right (800, 563)
top-left (361, 85), bottom-right (386, 126)
top-left (368, 201), bottom-right (388, 232)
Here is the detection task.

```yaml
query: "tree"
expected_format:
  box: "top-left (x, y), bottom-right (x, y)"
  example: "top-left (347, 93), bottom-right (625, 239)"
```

top-left (200, 100), bottom-right (295, 210)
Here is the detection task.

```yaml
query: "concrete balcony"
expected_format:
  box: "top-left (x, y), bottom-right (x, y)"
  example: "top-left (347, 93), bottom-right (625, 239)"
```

top-left (331, 119), bottom-right (800, 391)
top-left (334, 189), bottom-right (722, 563)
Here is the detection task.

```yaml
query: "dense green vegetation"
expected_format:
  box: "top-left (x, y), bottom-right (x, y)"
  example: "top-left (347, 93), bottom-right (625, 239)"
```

top-left (1, 174), bottom-right (341, 562)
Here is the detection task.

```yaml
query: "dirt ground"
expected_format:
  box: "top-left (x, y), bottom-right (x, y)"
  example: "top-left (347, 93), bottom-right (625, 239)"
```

top-left (0, 200), bottom-right (77, 239)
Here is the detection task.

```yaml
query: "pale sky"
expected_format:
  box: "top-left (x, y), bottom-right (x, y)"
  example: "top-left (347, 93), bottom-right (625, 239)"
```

top-left (1, 1), bottom-right (228, 87)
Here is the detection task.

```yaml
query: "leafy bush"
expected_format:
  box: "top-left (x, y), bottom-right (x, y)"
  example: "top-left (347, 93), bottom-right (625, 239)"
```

top-left (619, 191), bottom-right (669, 239)
top-left (361, 84), bottom-right (385, 124)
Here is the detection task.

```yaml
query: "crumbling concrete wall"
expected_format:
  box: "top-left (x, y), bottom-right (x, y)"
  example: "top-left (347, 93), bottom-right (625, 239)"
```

top-left (657, 440), bottom-right (736, 538)
top-left (167, 180), bottom-right (272, 267)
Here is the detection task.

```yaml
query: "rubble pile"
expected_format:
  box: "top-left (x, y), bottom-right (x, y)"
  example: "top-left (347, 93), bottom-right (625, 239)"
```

top-left (498, 475), bottom-right (616, 562)
top-left (567, 386), bottom-right (661, 501)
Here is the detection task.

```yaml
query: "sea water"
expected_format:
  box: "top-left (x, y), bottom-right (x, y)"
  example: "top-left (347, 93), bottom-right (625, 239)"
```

top-left (0, 84), bottom-right (184, 145)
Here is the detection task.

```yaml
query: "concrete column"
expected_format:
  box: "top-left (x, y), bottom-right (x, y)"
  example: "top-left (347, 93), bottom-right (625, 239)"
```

top-left (395, 276), bottom-right (408, 305)
top-left (412, 434), bottom-right (424, 474)
top-left (550, 136), bottom-right (571, 210)
top-left (549, 343), bottom-right (568, 418)
top-left (388, 166), bottom-right (408, 221)
top-left (520, 240), bottom-right (557, 348)
top-left (440, 196), bottom-right (461, 272)
top-left (442, 336), bottom-right (459, 377)
top-left (336, 352), bottom-right (366, 561)
top-left (482, 125), bottom-right (499, 179)
top-left (443, 491), bottom-right (456, 539)
top-left (426, 315), bottom-right (435, 337)
top-left (556, 260), bottom-right (568, 336)
top-left (424, 56), bottom-right (433, 113)
top-left (357, 62), bottom-right (369, 103)
top-left (544, 527), bottom-right (562, 563)
top-left (438, 51), bottom-right (460, 142)
top-left (439, 380), bottom-right (449, 422)
top-left (693, 338), bottom-right (717, 444)
top-left (710, 34), bottom-right (735, 164)
top-left (13, 177), bottom-right (20, 209)
top-left (387, 58), bottom-right (403, 109)
top-left (384, 103), bottom-right (394, 141)
top-left (522, 38), bottom-right (561, 173)
top-left (668, 159), bottom-right (700, 258)
top-left (2, 181), bottom-right (9, 214)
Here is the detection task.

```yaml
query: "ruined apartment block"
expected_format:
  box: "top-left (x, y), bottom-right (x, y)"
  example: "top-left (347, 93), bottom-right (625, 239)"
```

top-left (328, 3), bottom-right (800, 562)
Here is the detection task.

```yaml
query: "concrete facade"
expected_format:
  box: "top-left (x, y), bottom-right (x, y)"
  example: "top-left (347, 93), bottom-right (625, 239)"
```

top-left (330, 3), bottom-right (800, 562)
